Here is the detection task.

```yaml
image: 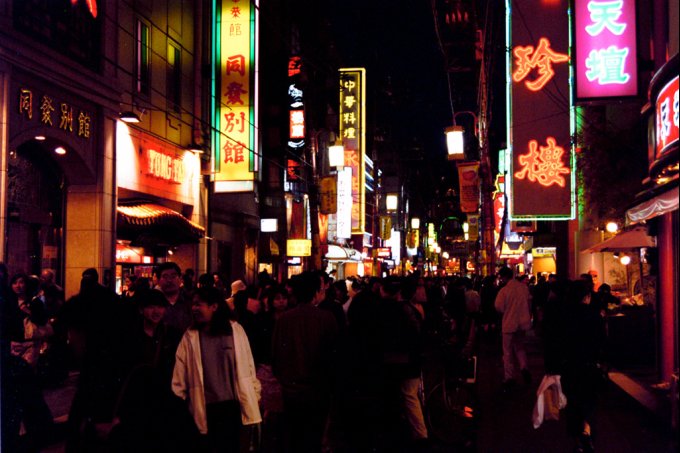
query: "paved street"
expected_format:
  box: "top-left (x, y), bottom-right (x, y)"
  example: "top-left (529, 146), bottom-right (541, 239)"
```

top-left (36, 327), bottom-right (677, 453)
top-left (472, 330), bottom-right (677, 453)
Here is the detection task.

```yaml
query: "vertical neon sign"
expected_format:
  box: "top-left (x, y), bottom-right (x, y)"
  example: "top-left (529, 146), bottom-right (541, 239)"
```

top-left (574, 0), bottom-right (637, 100)
top-left (339, 68), bottom-right (366, 234)
top-left (212, 0), bottom-right (258, 192)
top-left (507, 0), bottom-right (575, 220)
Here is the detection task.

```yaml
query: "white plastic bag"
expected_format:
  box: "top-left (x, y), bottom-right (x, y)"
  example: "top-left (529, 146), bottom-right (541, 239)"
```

top-left (532, 374), bottom-right (567, 429)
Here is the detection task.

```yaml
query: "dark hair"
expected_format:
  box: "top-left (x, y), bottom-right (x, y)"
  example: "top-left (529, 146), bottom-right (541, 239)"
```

top-left (133, 288), bottom-right (169, 308)
top-left (498, 267), bottom-right (514, 279)
top-left (400, 277), bottom-right (418, 301)
top-left (264, 285), bottom-right (288, 311)
top-left (290, 271), bottom-right (321, 304)
top-left (154, 262), bottom-right (181, 278)
top-left (198, 273), bottom-right (214, 287)
top-left (381, 277), bottom-right (401, 297)
top-left (192, 286), bottom-right (233, 335)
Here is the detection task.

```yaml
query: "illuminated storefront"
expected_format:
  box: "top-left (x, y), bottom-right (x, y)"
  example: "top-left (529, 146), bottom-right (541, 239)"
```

top-left (115, 123), bottom-right (205, 292)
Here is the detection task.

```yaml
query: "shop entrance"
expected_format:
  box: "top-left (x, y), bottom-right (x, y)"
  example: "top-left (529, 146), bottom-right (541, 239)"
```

top-left (5, 141), bottom-right (65, 280)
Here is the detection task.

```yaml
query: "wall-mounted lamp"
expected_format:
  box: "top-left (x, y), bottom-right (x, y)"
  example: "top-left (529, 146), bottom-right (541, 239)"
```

top-left (119, 111), bottom-right (141, 123)
top-left (386, 193), bottom-right (399, 212)
top-left (54, 146), bottom-right (67, 155)
top-left (186, 143), bottom-right (205, 154)
top-left (328, 144), bottom-right (345, 168)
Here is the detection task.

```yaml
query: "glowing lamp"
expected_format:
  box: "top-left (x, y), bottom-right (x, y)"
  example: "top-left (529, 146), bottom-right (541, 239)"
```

top-left (328, 144), bottom-right (345, 168)
top-left (442, 251), bottom-right (450, 259)
top-left (605, 222), bottom-right (618, 233)
top-left (119, 111), bottom-right (141, 123)
top-left (463, 222), bottom-right (470, 233)
top-left (620, 255), bottom-right (631, 266)
top-left (445, 126), bottom-right (465, 160)
top-left (386, 193), bottom-right (399, 212)
top-left (411, 217), bottom-right (420, 230)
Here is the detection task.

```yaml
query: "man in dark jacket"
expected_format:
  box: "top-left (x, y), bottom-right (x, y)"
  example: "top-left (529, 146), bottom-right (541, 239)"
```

top-left (272, 271), bottom-right (338, 453)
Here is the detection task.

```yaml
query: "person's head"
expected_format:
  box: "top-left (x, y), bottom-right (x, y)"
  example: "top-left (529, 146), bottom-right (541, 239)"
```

top-left (10, 273), bottom-right (28, 297)
top-left (233, 290), bottom-right (249, 312)
top-left (80, 268), bottom-right (100, 293)
top-left (400, 278), bottom-right (418, 302)
top-left (498, 266), bottom-right (514, 285)
top-left (155, 262), bottom-right (182, 296)
top-left (569, 279), bottom-right (592, 305)
top-left (548, 273), bottom-right (558, 284)
top-left (290, 271), bottom-right (324, 305)
top-left (230, 279), bottom-right (247, 297)
top-left (579, 273), bottom-right (594, 293)
top-left (134, 288), bottom-right (169, 326)
top-left (380, 277), bottom-right (401, 300)
top-left (598, 283), bottom-right (611, 294)
top-left (191, 286), bottom-right (233, 334)
top-left (265, 285), bottom-right (289, 312)
top-left (197, 273), bottom-right (214, 288)
top-left (40, 268), bottom-right (56, 286)
top-left (331, 280), bottom-right (349, 302)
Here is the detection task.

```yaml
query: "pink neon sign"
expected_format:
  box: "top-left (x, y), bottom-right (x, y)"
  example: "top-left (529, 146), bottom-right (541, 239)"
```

top-left (574, 0), bottom-right (638, 99)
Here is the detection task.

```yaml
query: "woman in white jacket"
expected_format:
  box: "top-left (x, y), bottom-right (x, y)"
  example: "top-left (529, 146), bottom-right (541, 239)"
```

top-left (172, 287), bottom-right (261, 453)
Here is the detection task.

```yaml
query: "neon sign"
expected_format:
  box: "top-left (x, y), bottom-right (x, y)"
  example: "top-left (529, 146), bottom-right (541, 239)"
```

top-left (512, 38), bottom-right (569, 91)
top-left (507, 0), bottom-right (574, 220)
top-left (655, 76), bottom-right (679, 157)
top-left (212, 0), bottom-right (257, 192)
top-left (514, 137), bottom-right (570, 187)
top-left (575, 0), bottom-right (637, 99)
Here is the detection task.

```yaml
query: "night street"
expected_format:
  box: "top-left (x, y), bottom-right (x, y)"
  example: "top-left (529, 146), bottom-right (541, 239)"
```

top-left (1, 0), bottom-right (679, 452)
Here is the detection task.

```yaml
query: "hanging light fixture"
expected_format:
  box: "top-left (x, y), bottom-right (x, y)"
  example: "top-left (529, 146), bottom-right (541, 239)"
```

top-left (119, 111), bottom-right (141, 123)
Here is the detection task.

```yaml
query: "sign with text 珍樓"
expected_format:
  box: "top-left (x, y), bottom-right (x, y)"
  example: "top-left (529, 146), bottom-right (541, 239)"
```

top-left (508, 0), bottom-right (574, 220)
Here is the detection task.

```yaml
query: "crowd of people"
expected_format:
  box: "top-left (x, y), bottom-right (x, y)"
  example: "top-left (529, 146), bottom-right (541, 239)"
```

top-left (0, 261), bottom-right (614, 453)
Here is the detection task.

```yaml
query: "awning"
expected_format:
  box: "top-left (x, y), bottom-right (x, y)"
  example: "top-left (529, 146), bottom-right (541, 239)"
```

top-left (583, 226), bottom-right (656, 253)
top-left (325, 244), bottom-right (362, 261)
top-left (626, 186), bottom-right (678, 225)
top-left (117, 203), bottom-right (205, 245)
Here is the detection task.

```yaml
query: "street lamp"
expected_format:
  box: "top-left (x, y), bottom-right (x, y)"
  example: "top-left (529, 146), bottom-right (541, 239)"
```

top-left (410, 217), bottom-right (420, 230)
top-left (328, 144), bottom-right (345, 168)
top-left (386, 193), bottom-right (399, 212)
top-left (445, 111), bottom-right (478, 160)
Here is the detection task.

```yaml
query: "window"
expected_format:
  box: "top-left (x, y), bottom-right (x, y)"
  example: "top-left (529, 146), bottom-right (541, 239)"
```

top-left (136, 20), bottom-right (150, 95)
top-left (167, 43), bottom-right (181, 113)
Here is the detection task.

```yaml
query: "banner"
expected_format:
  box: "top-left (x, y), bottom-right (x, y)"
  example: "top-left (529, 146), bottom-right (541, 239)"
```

top-left (319, 176), bottom-right (337, 214)
top-left (457, 161), bottom-right (480, 213)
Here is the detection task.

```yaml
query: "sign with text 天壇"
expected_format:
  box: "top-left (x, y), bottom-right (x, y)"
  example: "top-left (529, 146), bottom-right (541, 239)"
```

top-left (212, 0), bottom-right (258, 192)
top-left (574, 0), bottom-right (638, 100)
top-left (507, 0), bottom-right (575, 220)
top-left (339, 68), bottom-right (366, 234)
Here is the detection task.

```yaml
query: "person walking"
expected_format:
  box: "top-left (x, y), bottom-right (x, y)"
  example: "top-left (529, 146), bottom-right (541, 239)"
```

top-left (561, 280), bottom-right (607, 453)
top-left (156, 262), bottom-right (193, 333)
top-left (494, 266), bottom-right (532, 391)
top-left (172, 286), bottom-right (262, 453)
top-left (271, 271), bottom-right (338, 453)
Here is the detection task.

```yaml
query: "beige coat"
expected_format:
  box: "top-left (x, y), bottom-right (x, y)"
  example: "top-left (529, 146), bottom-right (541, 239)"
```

top-left (172, 321), bottom-right (262, 433)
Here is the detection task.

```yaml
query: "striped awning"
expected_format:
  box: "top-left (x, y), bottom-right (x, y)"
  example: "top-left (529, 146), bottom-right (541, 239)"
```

top-left (117, 203), bottom-right (204, 244)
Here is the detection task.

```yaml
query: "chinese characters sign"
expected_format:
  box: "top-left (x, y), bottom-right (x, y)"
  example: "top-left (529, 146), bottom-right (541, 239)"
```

top-left (213, 0), bottom-right (257, 192)
top-left (655, 76), bottom-right (679, 157)
top-left (574, 0), bottom-right (638, 99)
top-left (339, 68), bottom-right (366, 233)
top-left (17, 88), bottom-right (93, 139)
top-left (508, 0), bottom-right (574, 220)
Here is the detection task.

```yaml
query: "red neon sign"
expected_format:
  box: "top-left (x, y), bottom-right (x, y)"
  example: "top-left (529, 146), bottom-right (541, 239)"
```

top-left (512, 38), bottom-right (569, 91)
top-left (514, 137), bottom-right (570, 187)
top-left (655, 76), bottom-right (679, 157)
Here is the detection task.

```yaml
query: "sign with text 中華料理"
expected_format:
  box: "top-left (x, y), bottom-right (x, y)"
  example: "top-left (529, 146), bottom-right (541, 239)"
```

top-left (574, 0), bottom-right (638, 100)
top-left (339, 68), bottom-right (366, 234)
